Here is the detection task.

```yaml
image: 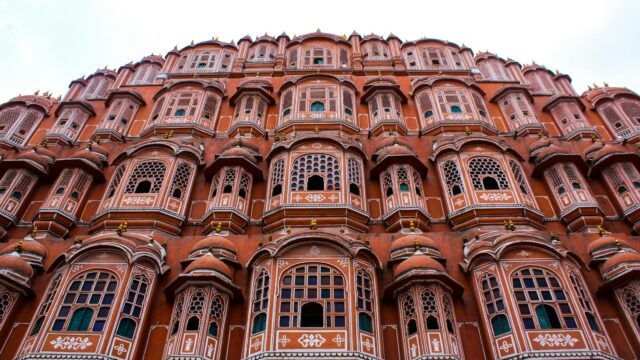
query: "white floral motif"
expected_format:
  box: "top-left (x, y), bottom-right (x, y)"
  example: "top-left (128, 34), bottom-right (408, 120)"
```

top-left (278, 335), bottom-right (291, 347)
top-left (250, 337), bottom-right (263, 350)
top-left (479, 193), bottom-right (512, 201)
top-left (533, 334), bottom-right (579, 347)
top-left (277, 259), bottom-right (289, 269)
top-left (305, 194), bottom-right (326, 202)
top-left (50, 336), bottom-right (93, 350)
top-left (362, 338), bottom-right (374, 351)
top-left (499, 340), bottom-right (513, 352)
top-left (113, 343), bottom-right (127, 355)
top-left (298, 334), bottom-right (326, 347)
top-left (337, 258), bottom-right (349, 268)
top-left (332, 334), bottom-right (345, 347)
top-left (517, 250), bottom-right (530, 257)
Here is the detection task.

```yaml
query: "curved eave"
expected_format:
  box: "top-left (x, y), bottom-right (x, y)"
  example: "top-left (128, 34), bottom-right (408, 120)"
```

top-left (590, 152), bottom-right (640, 174)
top-left (287, 33), bottom-right (351, 47)
top-left (0, 159), bottom-right (48, 177)
top-left (597, 268), bottom-right (640, 294)
top-left (54, 100), bottom-right (96, 117)
top-left (203, 156), bottom-right (263, 181)
top-left (541, 95), bottom-right (585, 112)
top-left (370, 154), bottom-right (428, 179)
top-left (153, 80), bottom-right (227, 101)
top-left (277, 74), bottom-right (359, 95)
top-left (0, 274), bottom-right (34, 297)
top-left (113, 140), bottom-right (204, 165)
top-left (105, 90), bottom-right (147, 107)
top-left (489, 85), bottom-right (534, 103)
top-left (532, 153), bottom-right (588, 177)
top-left (589, 91), bottom-right (640, 109)
top-left (360, 85), bottom-right (408, 104)
top-left (412, 77), bottom-right (485, 96)
top-left (430, 136), bottom-right (524, 161)
top-left (164, 273), bottom-right (243, 300)
top-left (177, 40), bottom-right (239, 54)
top-left (402, 38), bottom-right (461, 50)
top-left (266, 135), bottom-right (367, 160)
top-left (51, 158), bottom-right (106, 181)
top-left (0, 99), bottom-right (52, 114)
top-left (229, 87), bottom-right (275, 106)
top-left (383, 271), bottom-right (464, 299)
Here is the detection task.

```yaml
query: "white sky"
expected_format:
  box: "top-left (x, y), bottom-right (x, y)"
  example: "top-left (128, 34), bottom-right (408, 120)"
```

top-left (1, 0), bottom-right (639, 103)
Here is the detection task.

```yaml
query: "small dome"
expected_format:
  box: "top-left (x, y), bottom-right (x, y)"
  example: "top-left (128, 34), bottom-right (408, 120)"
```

top-left (191, 236), bottom-right (237, 255)
top-left (393, 251), bottom-right (446, 279)
top-left (589, 144), bottom-right (629, 164)
top-left (529, 137), bottom-right (553, 155)
top-left (3, 239), bottom-right (47, 258)
top-left (584, 141), bottom-right (604, 160)
top-left (602, 251), bottom-right (640, 274)
top-left (374, 137), bottom-right (407, 152)
top-left (219, 146), bottom-right (257, 164)
top-left (535, 143), bottom-right (566, 162)
top-left (0, 252), bottom-right (34, 278)
top-left (588, 236), bottom-right (628, 255)
top-left (379, 143), bottom-right (414, 157)
top-left (16, 150), bottom-right (49, 168)
top-left (88, 142), bottom-right (109, 157)
top-left (185, 252), bottom-right (233, 279)
top-left (34, 145), bottom-right (56, 160)
top-left (390, 235), bottom-right (439, 253)
top-left (70, 148), bottom-right (104, 168)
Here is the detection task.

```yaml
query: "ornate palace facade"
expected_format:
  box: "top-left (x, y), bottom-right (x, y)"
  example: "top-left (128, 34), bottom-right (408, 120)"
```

top-left (0, 31), bottom-right (639, 359)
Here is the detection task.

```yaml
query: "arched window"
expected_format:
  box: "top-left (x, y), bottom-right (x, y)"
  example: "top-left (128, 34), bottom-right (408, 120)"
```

top-left (251, 270), bottom-right (269, 334)
top-left (106, 165), bottom-right (125, 199)
top-left (347, 158), bottom-right (363, 196)
top-left (116, 275), bottom-right (149, 339)
top-left (383, 171), bottom-right (394, 197)
top-left (481, 273), bottom-right (510, 336)
top-left (357, 270), bottom-right (374, 333)
top-left (252, 313), bottom-right (267, 334)
top-left (442, 295), bottom-right (456, 334)
top-left (30, 273), bottom-right (62, 336)
top-left (307, 175), bottom-right (325, 190)
top-left (402, 294), bottom-right (417, 335)
top-left (509, 160), bottom-right (530, 195)
top-left (208, 295), bottom-right (224, 338)
top-left (170, 294), bottom-right (185, 336)
top-left (442, 159), bottom-right (465, 196)
top-left (469, 158), bottom-right (510, 190)
top-left (51, 271), bottom-right (117, 332)
top-left (451, 105), bottom-right (462, 113)
top-left (300, 302), bottom-right (324, 327)
top-left (304, 47), bottom-right (333, 66)
top-left (278, 264), bottom-right (346, 328)
top-left (270, 159), bottom-right (285, 197)
top-left (421, 290), bottom-right (440, 330)
top-left (169, 162), bottom-right (193, 200)
top-left (310, 102), bottom-right (325, 112)
top-left (512, 267), bottom-right (576, 330)
top-left (185, 290), bottom-right (206, 332)
top-left (290, 154), bottom-right (341, 191)
top-left (124, 161), bottom-right (167, 194)
top-left (620, 285), bottom-right (640, 333)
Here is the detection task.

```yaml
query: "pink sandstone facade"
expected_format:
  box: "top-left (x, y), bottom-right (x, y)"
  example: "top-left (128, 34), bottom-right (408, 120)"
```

top-left (0, 31), bottom-right (638, 359)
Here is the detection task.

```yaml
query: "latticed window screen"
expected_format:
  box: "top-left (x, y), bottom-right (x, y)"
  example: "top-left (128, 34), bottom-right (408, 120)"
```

top-left (270, 159), bottom-right (285, 195)
top-left (222, 168), bottom-right (237, 193)
top-left (512, 268), bottom-right (576, 330)
top-left (622, 163), bottom-right (640, 180)
top-left (290, 154), bottom-right (341, 191)
top-left (0, 107), bottom-right (43, 145)
top-left (509, 160), bottom-right (530, 195)
top-left (363, 41), bottom-right (389, 59)
top-left (239, 173), bottom-right (250, 198)
top-left (347, 158), bottom-right (362, 187)
top-left (169, 162), bottom-right (193, 200)
top-left (288, 47), bottom-right (299, 68)
top-left (547, 168), bottom-right (564, 194)
top-left (469, 157), bottom-right (510, 190)
top-left (186, 289), bottom-right (206, 331)
top-left (479, 60), bottom-right (510, 81)
top-left (124, 161), bottom-right (167, 194)
top-left (201, 94), bottom-right (220, 122)
top-left (421, 47), bottom-right (448, 66)
top-left (0, 108), bottom-right (20, 135)
top-left (303, 47), bottom-right (333, 65)
top-left (342, 89), bottom-right (355, 117)
top-left (52, 271), bottom-right (118, 332)
top-left (129, 64), bottom-right (159, 85)
top-left (600, 103), bottom-right (627, 133)
top-left (417, 90), bottom-right (435, 121)
top-left (382, 171), bottom-right (393, 197)
top-left (106, 165), bottom-right (125, 199)
top-left (83, 77), bottom-right (112, 99)
top-left (421, 290), bottom-right (440, 330)
top-left (339, 48), bottom-right (349, 66)
top-left (150, 96), bottom-right (166, 121)
top-left (620, 101), bottom-right (640, 124)
top-left (208, 295), bottom-right (224, 337)
top-left (435, 88), bottom-right (472, 115)
top-left (248, 44), bottom-right (276, 62)
top-left (412, 171), bottom-right (424, 196)
top-left (189, 50), bottom-right (218, 71)
top-left (30, 273), bottom-right (62, 336)
top-left (404, 49), bottom-right (419, 69)
top-left (170, 293), bottom-right (184, 335)
top-left (278, 264), bottom-right (346, 328)
top-left (164, 92), bottom-right (199, 118)
top-left (442, 294), bottom-right (456, 334)
top-left (402, 294), bottom-right (417, 334)
top-left (356, 270), bottom-right (374, 333)
top-left (298, 86), bottom-right (337, 113)
top-left (620, 284), bottom-right (640, 332)
top-left (0, 288), bottom-right (15, 325)
top-left (281, 90), bottom-right (293, 117)
top-left (472, 92), bottom-right (488, 119)
top-left (442, 159), bottom-right (464, 196)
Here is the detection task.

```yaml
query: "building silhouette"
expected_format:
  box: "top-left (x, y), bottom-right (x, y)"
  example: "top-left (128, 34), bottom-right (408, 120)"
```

top-left (0, 31), bottom-right (639, 359)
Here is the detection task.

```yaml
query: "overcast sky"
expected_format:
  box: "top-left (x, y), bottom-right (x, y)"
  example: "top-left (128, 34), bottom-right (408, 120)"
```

top-left (1, 0), bottom-right (639, 102)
